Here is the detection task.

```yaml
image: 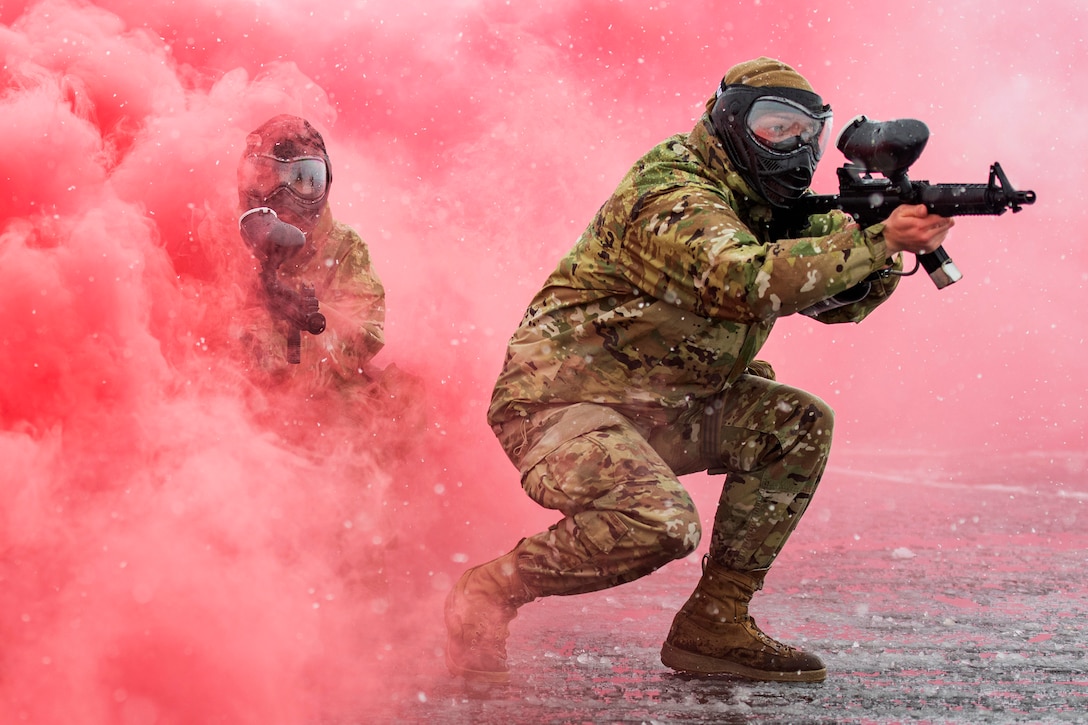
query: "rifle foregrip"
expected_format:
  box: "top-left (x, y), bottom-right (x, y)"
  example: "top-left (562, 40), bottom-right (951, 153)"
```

top-left (919, 183), bottom-right (1033, 217)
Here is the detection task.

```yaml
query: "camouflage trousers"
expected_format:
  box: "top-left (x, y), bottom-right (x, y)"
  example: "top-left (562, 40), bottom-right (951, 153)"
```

top-left (493, 373), bottom-right (834, 597)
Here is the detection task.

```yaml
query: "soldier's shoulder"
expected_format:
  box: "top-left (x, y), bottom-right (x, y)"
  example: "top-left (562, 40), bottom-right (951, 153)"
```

top-left (327, 220), bottom-right (372, 254)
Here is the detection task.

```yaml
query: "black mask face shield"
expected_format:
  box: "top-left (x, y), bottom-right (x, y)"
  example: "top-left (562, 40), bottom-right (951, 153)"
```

top-left (710, 84), bottom-right (833, 207)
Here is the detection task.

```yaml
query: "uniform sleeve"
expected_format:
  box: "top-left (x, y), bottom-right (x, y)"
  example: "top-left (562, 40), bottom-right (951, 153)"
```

top-left (801, 251), bottom-right (903, 323)
top-left (314, 226), bottom-right (386, 376)
top-left (795, 215), bottom-right (903, 324)
top-left (625, 189), bottom-right (896, 323)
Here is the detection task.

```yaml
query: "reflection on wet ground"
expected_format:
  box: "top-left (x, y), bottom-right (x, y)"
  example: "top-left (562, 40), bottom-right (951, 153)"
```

top-left (372, 454), bottom-right (1088, 724)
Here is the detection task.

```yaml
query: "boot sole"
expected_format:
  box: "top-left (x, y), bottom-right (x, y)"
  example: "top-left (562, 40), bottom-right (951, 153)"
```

top-left (445, 648), bottom-right (511, 684)
top-left (660, 642), bottom-right (827, 683)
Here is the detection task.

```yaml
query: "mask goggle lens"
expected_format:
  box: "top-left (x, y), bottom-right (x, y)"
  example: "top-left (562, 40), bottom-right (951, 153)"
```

top-left (243, 155), bottom-right (328, 202)
top-left (746, 99), bottom-right (833, 158)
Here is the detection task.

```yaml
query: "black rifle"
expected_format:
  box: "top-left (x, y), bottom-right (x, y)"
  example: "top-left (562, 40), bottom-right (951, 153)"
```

top-left (777, 116), bottom-right (1037, 289)
top-left (238, 207), bottom-right (326, 364)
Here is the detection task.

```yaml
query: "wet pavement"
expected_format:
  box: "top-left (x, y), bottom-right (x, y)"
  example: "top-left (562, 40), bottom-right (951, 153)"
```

top-left (367, 452), bottom-right (1088, 724)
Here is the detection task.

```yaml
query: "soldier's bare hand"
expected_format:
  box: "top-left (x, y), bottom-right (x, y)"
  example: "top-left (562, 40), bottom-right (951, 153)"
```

top-left (882, 204), bottom-right (954, 255)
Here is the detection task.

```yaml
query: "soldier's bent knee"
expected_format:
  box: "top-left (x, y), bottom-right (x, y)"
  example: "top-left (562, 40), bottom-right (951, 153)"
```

top-left (632, 502), bottom-right (701, 564)
top-left (572, 499), bottom-right (700, 571)
top-left (774, 385), bottom-right (832, 439)
top-left (801, 394), bottom-right (834, 442)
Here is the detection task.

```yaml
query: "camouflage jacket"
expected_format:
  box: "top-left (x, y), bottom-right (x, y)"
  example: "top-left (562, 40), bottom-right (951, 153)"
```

top-left (488, 115), bottom-right (900, 425)
top-left (235, 205), bottom-right (386, 391)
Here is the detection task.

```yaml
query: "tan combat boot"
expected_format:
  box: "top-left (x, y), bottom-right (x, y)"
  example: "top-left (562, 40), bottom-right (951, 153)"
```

top-left (660, 557), bottom-right (826, 682)
top-left (445, 551), bottom-right (536, 683)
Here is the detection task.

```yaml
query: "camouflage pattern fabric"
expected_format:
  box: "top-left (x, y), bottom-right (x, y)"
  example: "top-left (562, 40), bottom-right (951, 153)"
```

top-left (489, 117), bottom-right (898, 427)
top-left (513, 414), bottom-right (701, 596)
top-left (654, 371), bottom-right (833, 571)
top-left (500, 368), bottom-right (831, 593)
top-left (488, 102), bottom-right (901, 595)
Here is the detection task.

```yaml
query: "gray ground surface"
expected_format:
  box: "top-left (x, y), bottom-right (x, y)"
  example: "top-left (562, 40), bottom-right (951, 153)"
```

top-left (366, 452), bottom-right (1088, 724)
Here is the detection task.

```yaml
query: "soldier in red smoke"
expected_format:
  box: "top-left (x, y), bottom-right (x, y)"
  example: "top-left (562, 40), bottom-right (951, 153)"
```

top-left (233, 115), bottom-right (386, 393)
top-left (446, 58), bottom-right (953, 684)
top-left (232, 115), bottom-right (418, 596)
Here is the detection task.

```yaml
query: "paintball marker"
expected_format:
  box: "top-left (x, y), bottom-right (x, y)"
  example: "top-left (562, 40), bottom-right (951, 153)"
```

top-left (238, 207), bottom-right (326, 364)
top-left (781, 115), bottom-right (1037, 289)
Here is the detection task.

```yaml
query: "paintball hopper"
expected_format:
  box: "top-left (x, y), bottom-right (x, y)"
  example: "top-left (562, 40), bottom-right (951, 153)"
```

top-left (238, 206), bottom-right (325, 364)
top-left (239, 206), bottom-right (306, 269)
top-left (836, 116), bottom-right (929, 180)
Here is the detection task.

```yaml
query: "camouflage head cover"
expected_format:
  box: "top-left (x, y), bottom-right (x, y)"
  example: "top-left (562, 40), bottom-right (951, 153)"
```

top-left (238, 115), bottom-right (333, 236)
top-left (721, 57), bottom-right (816, 94)
top-left (709, 57), bottom-right (832, 208)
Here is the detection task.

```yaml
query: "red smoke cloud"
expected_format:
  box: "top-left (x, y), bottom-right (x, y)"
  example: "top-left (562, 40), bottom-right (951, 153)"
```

top-left (1, 0), bottom-right (1084, 721)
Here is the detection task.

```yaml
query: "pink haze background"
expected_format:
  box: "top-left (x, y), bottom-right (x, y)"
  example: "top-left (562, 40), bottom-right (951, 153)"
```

top-left (1, 0), bottom-right (1084, 721)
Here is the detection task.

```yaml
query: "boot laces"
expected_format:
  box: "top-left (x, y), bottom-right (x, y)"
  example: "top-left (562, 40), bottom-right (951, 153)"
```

top-left (747, 616), bottom-right (795, 654)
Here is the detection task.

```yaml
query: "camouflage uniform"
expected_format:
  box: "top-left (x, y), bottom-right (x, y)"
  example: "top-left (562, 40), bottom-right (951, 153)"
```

top-left (234, 203), bottom-right (386, 391)
top-left (487, 96), bottom-right (900, 594)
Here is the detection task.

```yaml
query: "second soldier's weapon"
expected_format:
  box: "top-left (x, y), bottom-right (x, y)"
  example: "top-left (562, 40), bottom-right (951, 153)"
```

top-left (777, 116), bottom-right (1037, 289)
top-left (238, 207), bottom-right (326, 364)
